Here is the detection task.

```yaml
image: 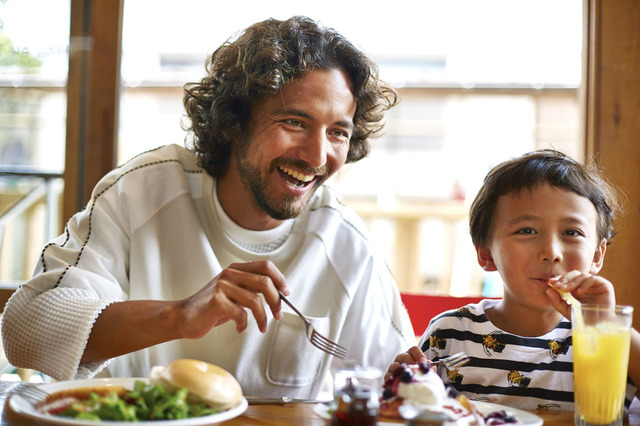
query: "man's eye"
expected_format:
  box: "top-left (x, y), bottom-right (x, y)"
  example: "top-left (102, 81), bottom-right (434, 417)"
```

top-left (331, 129), bottom-right (350, 140)
top-left (286, 119), bottom-right (303, 127)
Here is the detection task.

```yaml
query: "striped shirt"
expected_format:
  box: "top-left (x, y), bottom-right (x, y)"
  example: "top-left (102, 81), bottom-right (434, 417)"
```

top-left (418, 299), bottom-right (636, 414)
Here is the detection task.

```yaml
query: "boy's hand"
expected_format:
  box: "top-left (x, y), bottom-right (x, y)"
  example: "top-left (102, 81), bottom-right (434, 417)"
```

top-left (547, 271), bottom-right (616, 319)
top-left (384, 346), bottom-right (427, 382)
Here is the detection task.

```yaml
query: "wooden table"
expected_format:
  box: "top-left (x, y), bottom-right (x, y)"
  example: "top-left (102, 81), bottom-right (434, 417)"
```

top-left (2, 391), bottom-right (639, 425)
top-left (216, 403), bottom-right (640, 425)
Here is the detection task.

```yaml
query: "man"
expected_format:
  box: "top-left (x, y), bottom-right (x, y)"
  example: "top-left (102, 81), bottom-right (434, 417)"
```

top-left (2, 16), bottom-right (414, 398)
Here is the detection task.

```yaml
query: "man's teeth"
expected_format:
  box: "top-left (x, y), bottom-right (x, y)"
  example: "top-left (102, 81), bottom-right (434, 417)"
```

top-left (280, 167), bottom-right (314, 183)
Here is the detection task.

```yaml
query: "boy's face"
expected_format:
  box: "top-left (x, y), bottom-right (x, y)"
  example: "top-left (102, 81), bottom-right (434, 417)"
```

top-left (476, 183), bottom-right (606, 310)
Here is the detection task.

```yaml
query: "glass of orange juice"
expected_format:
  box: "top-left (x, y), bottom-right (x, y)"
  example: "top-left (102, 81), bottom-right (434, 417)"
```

top-left (572, 304), bottom-right (633, 426)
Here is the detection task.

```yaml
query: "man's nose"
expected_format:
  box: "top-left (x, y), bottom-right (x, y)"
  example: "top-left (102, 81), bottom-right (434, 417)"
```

top-left (298, 129), bottom-right (328, 169)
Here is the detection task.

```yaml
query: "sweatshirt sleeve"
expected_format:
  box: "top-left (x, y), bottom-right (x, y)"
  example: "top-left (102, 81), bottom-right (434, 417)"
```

top-left (1, 284), bottom-right (116, 380)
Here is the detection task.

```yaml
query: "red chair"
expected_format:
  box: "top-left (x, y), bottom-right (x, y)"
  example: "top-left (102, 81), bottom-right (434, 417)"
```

top-left (400, 292), bottom-right (493, 337)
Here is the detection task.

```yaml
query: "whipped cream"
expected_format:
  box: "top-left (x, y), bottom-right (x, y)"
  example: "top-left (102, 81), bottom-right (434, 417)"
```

top-left (396, 366), bottom-right (447, 407)
top-left (383, 362), bottom-right (448, 408)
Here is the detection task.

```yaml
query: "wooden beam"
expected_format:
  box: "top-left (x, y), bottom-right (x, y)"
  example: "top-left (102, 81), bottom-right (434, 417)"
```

top-left (584, 0), bottom-right (640, 328)
top-left (0, 288), bottom-right (14, 312)
top-left (63, 0), bottom-right (123, 221)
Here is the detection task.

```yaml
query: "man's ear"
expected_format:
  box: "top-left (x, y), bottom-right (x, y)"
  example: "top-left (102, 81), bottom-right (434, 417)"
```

top-left (589, 239), bottom-right (607, 274)
top-left (476, 246), bottom-right (498, 271)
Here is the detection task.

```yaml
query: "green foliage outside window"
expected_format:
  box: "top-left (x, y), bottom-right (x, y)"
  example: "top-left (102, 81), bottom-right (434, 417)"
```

top-left (0, 32), bottom-right (41, 69)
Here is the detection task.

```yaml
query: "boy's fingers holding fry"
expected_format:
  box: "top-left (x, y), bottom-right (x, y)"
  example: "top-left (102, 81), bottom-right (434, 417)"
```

top-left (546, 287), bottom-right (572, 319)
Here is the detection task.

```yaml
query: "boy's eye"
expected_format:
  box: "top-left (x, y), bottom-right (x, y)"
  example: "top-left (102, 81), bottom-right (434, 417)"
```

top-left (564, 229), bottom-right (583, 237)
top-left (516, 228), bottom-right (536, 235)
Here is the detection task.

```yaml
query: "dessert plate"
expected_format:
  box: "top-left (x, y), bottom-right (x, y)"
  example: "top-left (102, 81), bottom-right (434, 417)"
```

top-left (313, 403), bottom-right (403, 425)
top-left (9, 378), bottom-right (248, 425)
top-left (473, 401), bottom-right (543, 426)
top-left (313, 401), bottom-right (543, 425)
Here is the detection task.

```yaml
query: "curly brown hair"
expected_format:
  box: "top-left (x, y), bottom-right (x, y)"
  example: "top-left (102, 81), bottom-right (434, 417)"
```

top-left (469, 149), bottom-right (625, 249)
top-left (182, 16), bottom-right (398, 177)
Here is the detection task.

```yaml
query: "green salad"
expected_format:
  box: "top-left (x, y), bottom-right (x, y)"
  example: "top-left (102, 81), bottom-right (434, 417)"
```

top-left (43, 380), bottom-right (219, 421)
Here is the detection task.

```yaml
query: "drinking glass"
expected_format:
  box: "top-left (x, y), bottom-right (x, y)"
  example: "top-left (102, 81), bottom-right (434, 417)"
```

top-left (331, 366), bottom-right (382, 426)
top-left (572, 304), bottom-right (633, 426)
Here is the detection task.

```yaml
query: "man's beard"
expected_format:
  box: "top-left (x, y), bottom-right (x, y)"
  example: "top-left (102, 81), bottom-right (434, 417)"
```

top-left (236, 156), bottom-right (319, 221)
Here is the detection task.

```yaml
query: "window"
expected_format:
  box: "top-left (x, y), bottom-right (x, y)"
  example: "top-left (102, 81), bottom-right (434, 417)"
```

top-left (118, 0), bottom-right (582, 296)
top-left (1, 0), bottom-right (583, 296)
top-left (0, 0), bottom-right (68, 284)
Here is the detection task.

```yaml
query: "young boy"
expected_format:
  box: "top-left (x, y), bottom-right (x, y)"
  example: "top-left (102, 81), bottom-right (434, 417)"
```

top-left (386, 149), bottom-right (639, 412)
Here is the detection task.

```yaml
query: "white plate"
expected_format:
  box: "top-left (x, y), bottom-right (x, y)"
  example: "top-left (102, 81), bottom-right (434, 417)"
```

top-left (312, 403), bottom-right (331, 419)
top-left (474, 401), bottom-right (543, 426)
top-left (313, 401), bottom-right (543, 425)
top-left (312, 403), bottom-right (402, 425)
top-left (9, 378), bottom-right (248, 425)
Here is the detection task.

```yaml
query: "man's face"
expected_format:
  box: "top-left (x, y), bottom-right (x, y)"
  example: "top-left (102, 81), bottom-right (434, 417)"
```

top-left (233, 68), bottom-right (356, 222)
top-left (478, 183), bottom-right (606, 310)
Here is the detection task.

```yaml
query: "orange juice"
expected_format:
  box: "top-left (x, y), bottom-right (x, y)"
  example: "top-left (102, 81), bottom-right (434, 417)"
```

top-left (573, 324), bottom-right (631, 424)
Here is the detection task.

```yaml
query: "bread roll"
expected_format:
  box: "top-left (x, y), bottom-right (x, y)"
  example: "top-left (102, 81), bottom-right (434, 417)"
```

top-left (149, 359), bottom-right (243, 411)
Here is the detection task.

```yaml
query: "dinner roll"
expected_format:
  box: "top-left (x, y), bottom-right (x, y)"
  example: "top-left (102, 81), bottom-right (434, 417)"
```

top-left (149, 359), bottom-right (243, 411)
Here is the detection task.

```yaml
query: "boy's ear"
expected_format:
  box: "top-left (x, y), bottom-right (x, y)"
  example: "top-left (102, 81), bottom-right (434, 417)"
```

top-left (589, 239), bottom-right (607, 274)
top-left (476, 246), bottom-right (498, 271)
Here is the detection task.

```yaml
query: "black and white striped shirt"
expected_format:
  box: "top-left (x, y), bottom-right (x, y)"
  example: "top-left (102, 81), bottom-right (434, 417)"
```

top-left (418, 299), bottom-right (636, 414)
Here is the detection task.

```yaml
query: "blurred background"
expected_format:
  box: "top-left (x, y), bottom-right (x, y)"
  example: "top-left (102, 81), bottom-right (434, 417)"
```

top-left (0, 0), bottom-right (585, 298)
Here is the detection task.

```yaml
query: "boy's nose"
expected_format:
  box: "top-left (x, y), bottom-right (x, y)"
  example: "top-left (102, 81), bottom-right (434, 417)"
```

top-left (539, 237), bottom-right (563, 262)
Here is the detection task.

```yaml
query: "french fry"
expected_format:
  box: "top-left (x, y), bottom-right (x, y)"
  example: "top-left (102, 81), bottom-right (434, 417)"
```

top-left (548, 282), bottom-right (581, 307)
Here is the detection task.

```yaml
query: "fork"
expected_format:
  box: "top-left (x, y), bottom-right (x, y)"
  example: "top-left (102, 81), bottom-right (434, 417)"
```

top-left (433, 352), bottom-right (470, 371)
top-left (9, 382), bottom-right (50, 405)
top-left (278, 291), bottom-right (349, 359)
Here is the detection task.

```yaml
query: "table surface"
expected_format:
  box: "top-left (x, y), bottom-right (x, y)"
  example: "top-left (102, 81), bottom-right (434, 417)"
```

top-left (1, 387), bottom-right (639, 425)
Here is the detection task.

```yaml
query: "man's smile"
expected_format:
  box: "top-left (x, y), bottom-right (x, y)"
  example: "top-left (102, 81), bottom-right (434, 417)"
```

top-left (278, 166), bottom-right (318, 187)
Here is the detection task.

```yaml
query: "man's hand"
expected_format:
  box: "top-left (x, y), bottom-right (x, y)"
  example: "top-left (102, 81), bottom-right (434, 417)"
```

top-left (384, 346), bottom-right (427, 382)
top-left (82, 261), bottom-right (289, 364)
top-left (177, 260), bottom-right (290, 338)
top-left (547, 270), bottom-right (616, 320)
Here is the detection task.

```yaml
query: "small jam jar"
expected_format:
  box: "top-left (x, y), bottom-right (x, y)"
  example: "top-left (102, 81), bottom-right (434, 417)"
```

top-left (331, 367), bottom-right (382, 426)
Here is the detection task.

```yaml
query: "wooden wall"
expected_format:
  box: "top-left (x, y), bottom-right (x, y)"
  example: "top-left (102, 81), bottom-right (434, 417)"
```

top-left (584, 0), bottom-right (640, 329)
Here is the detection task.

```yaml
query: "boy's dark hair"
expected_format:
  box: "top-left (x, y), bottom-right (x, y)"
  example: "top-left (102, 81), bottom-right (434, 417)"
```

top-left (469, 149), bottom-right (624, 248)
top-left (182, 16), bottom-right (398, 177)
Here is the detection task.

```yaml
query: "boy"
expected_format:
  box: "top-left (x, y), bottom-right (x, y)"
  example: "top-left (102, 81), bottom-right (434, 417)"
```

top-left (387, 149), bottom-right (639, 411)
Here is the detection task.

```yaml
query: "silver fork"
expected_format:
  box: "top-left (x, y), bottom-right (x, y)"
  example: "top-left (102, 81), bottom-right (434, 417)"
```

top-left (278, 291), bottom-right (349, 359)
top-left (9, 382), bottom-right (50, 406)
top-left (433, 352), bottom-right (470, 371)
